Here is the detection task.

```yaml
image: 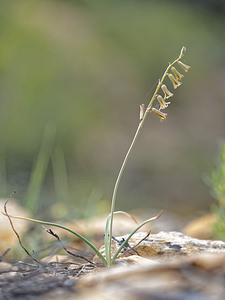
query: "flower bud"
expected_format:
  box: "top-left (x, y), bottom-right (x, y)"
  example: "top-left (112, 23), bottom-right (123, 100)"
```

top-left (179, 46), bottom-right (186, 58)
top-left (139, 104), bottom-right (145, 121)
top-left (151, 107), bottom-right (167, 121)
top-left (161, 84), bottom-right (173, 99)
top-left (168, 73), bottom-right (182, 89)
top-left (171, 67), bottom-right (184, 81)
top-left (178, 60), bottom-right (190, 72)
top-left (157, 95), bottom-right (170, 110)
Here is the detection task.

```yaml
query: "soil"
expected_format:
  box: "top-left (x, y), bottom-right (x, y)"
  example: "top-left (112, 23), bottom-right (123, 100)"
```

top-left (0, 259), bottom-right (96, 300)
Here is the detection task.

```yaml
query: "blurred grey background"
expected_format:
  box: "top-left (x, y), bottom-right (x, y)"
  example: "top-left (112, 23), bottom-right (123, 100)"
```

top-left (0, 0), bottom-right (225, 222)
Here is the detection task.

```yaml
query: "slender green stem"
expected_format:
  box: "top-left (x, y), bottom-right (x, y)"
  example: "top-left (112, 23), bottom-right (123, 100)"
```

top-left (108, 122), bottom-right (143, 265)
top-left (108, 52), bottom-right (183, 266)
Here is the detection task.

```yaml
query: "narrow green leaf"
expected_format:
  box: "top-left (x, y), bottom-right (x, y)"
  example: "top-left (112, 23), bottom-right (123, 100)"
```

top-left (112, 211), bottom-right (162, 264)
top-left (3, 213), bottom-right (107, 266)
top-left (25, 122), bottom-right (56, 214)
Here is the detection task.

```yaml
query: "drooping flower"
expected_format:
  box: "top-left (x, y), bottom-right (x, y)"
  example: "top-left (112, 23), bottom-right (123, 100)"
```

top-left (171, 67), bottom-right (184, 81)
top-left (161, 84), bottom-right (173, 99)
top-left (151, 107), bottom-right (167, 121)
top-left (156, 95), bottom-right (170, 110)
top-left (178, 60), bottom-right (191, 72)
top-left (168, 73), bottom-right (182, 89)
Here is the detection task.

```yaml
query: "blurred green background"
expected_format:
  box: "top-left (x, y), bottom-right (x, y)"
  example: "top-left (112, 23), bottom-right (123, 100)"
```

top-left (0, 0), bottom-right (225, 222)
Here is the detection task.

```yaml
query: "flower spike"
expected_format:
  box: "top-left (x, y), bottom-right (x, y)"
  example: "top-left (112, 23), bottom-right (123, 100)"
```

top-left (168, 73), bottom-right (182, 89)
top-left (178, 61), bottom-right (190, 72)
top-left (171, 67), bottom-right (184, 81)
top-left (161, 84), bottom-right (173, 99)
top-left (157, 95), bottom-right (170, 110)
top-left (151, 108), bottom-right (167, 121)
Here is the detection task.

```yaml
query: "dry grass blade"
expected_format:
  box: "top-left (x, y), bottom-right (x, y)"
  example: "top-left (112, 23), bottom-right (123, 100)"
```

top-left (120, 211), bottom-right (139, 225)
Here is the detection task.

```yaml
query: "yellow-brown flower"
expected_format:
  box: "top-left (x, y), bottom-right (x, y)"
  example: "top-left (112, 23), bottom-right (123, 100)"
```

top-left (168, 73), bottom-right (182, 89)
top-left (171, 67), bottom-right (184, 81)
top-left (157, 95), bottom-right (170, 110)
top-left (178, 61), bottom-right (191, 72)
top-left (161, 84), bottom-right (173, 99)
top-left (151, 107), bottom-right (167, 121)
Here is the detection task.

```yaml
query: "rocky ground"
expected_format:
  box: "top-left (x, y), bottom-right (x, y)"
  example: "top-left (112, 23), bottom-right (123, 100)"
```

top-left (1, 231), bottom-right (225, 300)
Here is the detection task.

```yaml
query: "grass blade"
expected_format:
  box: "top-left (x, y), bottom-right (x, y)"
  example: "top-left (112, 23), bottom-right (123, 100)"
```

top-left (51, 146), bottom-right (70, 206)
top-left (25, 122), bottom-right (56, 214)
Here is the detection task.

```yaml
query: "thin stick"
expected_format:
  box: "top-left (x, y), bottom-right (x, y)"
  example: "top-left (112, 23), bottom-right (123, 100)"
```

top-left (118, 231), bottom-right (150, 258)
top-left (43, 227), bottom-right (96, 265)
top-left (4, 194), bottom-right (43, 265)
top-left (112, 236), bottom-right (139, 256)
top-left (0, 248), bottom-right (11, 261)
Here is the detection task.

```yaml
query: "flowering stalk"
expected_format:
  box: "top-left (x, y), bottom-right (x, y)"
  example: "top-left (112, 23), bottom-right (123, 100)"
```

top-left (107, 46), bottom-right (190, 266)
top-left (4, 47), bottom-right (190, 268)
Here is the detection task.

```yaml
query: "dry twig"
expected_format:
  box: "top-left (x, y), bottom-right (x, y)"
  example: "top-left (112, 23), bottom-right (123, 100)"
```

top-left (117, 231), bottom-right (151, 258)
top-left (43, 227), bottom-right (96, 265)
top-left (3, 192), bottom-right (43, 265)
